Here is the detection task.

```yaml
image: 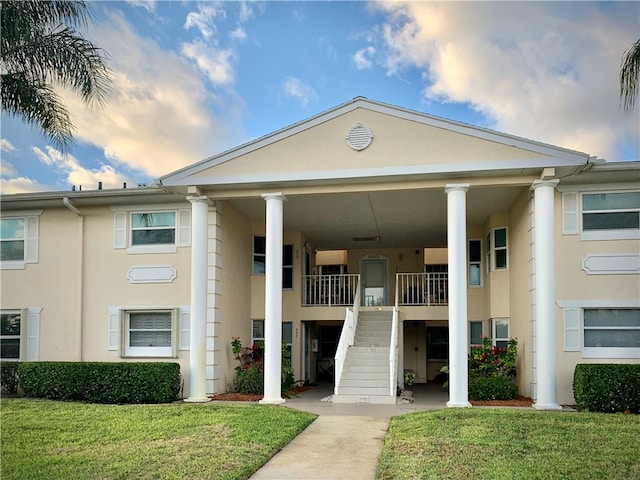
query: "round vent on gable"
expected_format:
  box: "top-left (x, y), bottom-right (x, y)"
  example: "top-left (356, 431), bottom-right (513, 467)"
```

top-left (346, 123), bottom-right (373, 151)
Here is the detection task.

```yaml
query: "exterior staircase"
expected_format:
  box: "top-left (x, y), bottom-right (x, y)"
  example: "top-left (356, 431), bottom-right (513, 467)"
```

top-left (333, 310), bottom-right (396, 404)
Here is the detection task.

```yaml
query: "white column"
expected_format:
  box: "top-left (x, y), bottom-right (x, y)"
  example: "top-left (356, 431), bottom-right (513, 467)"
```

top-left (445, 184), bottom-right (471, 408)
top-left (260, 193), bottom-right (286, 404)
top-left (185, 195), bottom-right (211, 402)
top-left (532, 179), bottom-right (562, 410)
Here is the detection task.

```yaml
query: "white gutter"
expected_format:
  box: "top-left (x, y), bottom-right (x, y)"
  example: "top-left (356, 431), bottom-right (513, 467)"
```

top-left (63, 198), bottom-right (84, 361)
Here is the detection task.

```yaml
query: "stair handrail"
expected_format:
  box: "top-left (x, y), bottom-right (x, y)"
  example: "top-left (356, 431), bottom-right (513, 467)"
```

top-left (389, 305), bottom-right (399, 397)
top-left (334, 275), bottom-right (361, 396)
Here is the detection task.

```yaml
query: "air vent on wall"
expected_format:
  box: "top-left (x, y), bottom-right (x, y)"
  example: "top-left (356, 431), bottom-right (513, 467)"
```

top-left (346, 123), bottom-right (373, 151)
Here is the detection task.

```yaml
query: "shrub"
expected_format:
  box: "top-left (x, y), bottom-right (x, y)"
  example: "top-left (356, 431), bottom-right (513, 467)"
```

top-left (1, 361), bottom-right (20, 395)
top-left (18, 362), bottom-right (181, 404)
top-left (573, 363), bottom-right (640, 413)
top-left (469, 337), bottom-right (517, 378)
top-left (230, 338), bottom-right (298, 395)
top-left (469, 376), bottom-right (519, 400)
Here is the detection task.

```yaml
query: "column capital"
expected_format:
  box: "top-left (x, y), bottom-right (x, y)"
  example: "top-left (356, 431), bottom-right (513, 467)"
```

top-left (187, 195), bottom-right (212, 205)
top-left (531, 179), bottom-right (559, 191)
top-left (261, 192), bottom-right (287, 202)
top-left (445, 183), bottom-right (470, 194)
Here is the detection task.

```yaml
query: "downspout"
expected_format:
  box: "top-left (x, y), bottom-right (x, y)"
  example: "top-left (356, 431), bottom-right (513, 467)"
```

top-left (63, 197), bottom-right (84, 361)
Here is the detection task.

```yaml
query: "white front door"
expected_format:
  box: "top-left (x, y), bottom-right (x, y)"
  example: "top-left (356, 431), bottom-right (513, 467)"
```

top-left (361, 258), bottom-right (387, 306)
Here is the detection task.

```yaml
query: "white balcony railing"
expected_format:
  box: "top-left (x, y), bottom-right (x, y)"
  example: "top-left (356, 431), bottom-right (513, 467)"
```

top-left (302, 274), bottom-right (359, 306)
top-left (396, 272), bottom-right (449, 306)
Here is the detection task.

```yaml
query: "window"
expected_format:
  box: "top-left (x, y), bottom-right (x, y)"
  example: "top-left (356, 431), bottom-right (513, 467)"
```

top-left (0, 211), bottom-right (41, 269)
top-left (251, 320), bottom-right (293, 353)
top-left (468, 239), bottom-right (482, 286)
top-left (470, 321), bottom-right (483, 349)
top-left (583, 308), bottom-right (640, 359)
top-left (112, 205), bottom-right (190, 254)
top-left (490, 318), bottom-right (509, 348)
top-left (252, 236), bottom-right (294, 289)
top-left (0, 311), bottom-right (21, 360)
top-left (283, 245), bottom-right (293, 289)
top-left (253, 236), bottom-right (266, 274)
top-left (131, 212), bottom-right (176, 246)
top-left (108, 306), bottom-right (189, 355)
top-left (582, 191), bottom-right (640, 240)
top-left (487, 228), bottom-right (508, 271)
top-left (123, 310), bottom-right (176, 357)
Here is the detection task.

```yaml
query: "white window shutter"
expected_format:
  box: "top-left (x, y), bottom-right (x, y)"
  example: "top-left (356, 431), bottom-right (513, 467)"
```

top-left (25, 216), bottom-right (39, 263)
top-left (108, 307), bottom-right (120, 350)
top-left (179, 306), bottom-right (190, 350)
top-left (113, 212), bottom-right (127, 248)
top-left (562, 192), bottom-right (579, 235)
top-left (563, 308), bottom-right (581, 351)
top-left (25, 307), bottom-right (41, 361)
top-left (177, 209), bottom-right (191, 247)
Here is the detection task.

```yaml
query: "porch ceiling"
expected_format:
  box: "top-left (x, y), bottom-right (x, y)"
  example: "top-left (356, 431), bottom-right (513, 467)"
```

top-left (229, 185), bottom-right (526, 250)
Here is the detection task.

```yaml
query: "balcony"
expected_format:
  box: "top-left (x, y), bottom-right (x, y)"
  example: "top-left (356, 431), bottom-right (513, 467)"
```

top-left (396, 272), bottom-right (449, 306)
top-left (302, 274), bottom-right (359, 306)
top-left (301, 273), bottom-right (449, 307)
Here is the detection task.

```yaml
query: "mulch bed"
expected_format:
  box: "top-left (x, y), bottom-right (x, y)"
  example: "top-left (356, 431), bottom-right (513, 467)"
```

top-left (209, 385), bottom-right (312, 402)
top-left (210, 387), bottom-right (533, 407)
top-left (470, 395), bottom-right (533, 407)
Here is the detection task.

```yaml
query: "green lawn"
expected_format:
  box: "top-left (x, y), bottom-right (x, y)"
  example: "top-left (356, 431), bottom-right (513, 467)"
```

top-left (0, 399), bottom-right (316, 480)
top-left (377, 408), bottom-right (640, 480)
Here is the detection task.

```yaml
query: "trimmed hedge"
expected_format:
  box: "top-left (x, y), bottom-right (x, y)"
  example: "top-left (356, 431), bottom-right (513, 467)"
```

top-left (18, 362), bottom-right (181, 404)
top-left (469, 375), bottom-right (519, 400)
top-left (573, 363), bottom-right (640, 413)
top-left (1, 361), bottom-right (20, 395)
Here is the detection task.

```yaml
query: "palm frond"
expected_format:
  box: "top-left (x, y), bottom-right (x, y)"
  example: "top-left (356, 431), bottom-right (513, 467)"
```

top-left (1, 72), bottom-right (74, 151)
top-left (620, 38), bottom-right (640, 112)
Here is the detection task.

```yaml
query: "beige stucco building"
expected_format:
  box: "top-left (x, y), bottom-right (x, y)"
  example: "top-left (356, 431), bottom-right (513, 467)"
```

top-left (2, 98), bottom-right (638, 406)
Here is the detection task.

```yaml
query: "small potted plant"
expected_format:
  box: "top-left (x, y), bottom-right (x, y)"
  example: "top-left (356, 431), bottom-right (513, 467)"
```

top-left (404, 371), bottom-right (416, 388)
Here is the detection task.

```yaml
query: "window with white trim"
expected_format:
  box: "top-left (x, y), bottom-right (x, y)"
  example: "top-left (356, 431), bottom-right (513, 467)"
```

top-left (252, 319), bottom-right (293, 354)
top-left (108, 306), bottom-right (189, 357)
top-left (490, 318), bottom-right (509, 348)
top-left (252, 236), bottom-right (294, 289)
top-left (0, 311), bottom-right (21, 360)
top-left (583, 308), bottom-right (640, 359)
top-left (112, 206), bottom-right (190, 254)
top-left (0, 211), bottom-right (41, 269)
top-left (470, 321), bottom-right (483, 350)
top-left (487, 228), bottom-right (508, 270)
top-left (468, 239), bottom-right (482, 286)
top-left (581, 191), bottom-right (640, 240)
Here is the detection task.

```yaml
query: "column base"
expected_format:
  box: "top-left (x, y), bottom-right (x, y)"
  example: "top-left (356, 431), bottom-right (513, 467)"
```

top-left (184, 396), bottom-right (211, 403)
top-left (446, 400), bottom-right (472, 408)
top-left (533, 402), bottom-right (562, 411)
top-left (260, 397), bottom-right (286, 405)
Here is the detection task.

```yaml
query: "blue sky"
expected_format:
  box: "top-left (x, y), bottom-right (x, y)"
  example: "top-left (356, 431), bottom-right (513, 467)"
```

top-left (1, 1), bottom-right (639, 194)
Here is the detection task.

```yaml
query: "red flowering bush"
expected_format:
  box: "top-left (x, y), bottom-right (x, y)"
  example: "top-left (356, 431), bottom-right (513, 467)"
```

top-left (469, 337), bottom-right (518, 378)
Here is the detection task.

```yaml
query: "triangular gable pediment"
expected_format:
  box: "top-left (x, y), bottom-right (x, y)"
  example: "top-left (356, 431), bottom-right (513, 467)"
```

top-left (161, 98), bottom-right (590, 188)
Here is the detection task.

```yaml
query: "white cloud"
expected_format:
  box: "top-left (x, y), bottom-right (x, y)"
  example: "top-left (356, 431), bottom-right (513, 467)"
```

top-left (352, 46), bottom-right (376, 70)
top-left (282, 77), bottom-right (319, 107)
top-left (32, 146), bottom-right (133, 190)
top-left (371, 2), bottom-right (640, 161)
top-left (0, 176), bottom-right (45, 194)
top-left (1, 138), bottom-right (17, 153)
top-left (184, 3), bottom-right (226, 38)
top-left (60, 10), bottom-right (243, 179)
top-left (126, 1), bottom-right (156, 14)
top-left (1, 160), bottom-right (17, 177)
top-left (181, 40), bottom-right (235, 85)
top-left (229, 27), bottom-right (246, 41)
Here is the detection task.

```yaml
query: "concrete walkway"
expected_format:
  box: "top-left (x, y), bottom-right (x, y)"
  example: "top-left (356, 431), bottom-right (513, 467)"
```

top-left (250, 383), bottom-right (448, 479)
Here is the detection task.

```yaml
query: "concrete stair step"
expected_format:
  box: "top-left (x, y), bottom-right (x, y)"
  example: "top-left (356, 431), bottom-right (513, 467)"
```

top-left (339, 378), bottom-right (388, 388)
top-left (336, 386), bottom-right (391, 396)
top-left (342, 364), bottom-right (389, 373)
top-left (331, 394), bottom-right (397, 404)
